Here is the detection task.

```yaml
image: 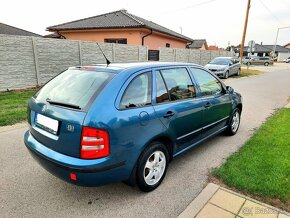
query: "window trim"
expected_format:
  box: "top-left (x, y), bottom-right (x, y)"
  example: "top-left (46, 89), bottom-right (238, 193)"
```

top-left (104, 38), bottom-right (127, 44)
top-left (117, 71), bottom-right (152, 110)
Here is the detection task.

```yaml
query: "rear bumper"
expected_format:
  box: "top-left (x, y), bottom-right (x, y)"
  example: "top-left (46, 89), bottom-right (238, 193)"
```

top-left (24, 131), bottom-right (128, 186)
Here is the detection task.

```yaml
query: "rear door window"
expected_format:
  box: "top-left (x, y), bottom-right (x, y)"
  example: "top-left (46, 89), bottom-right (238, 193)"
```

top-left (120, 72), bottom-right (152, 109)
top-left (34, 69), bottom-right (114, 110)
top-left (159, 68), bottom-right (196, 101)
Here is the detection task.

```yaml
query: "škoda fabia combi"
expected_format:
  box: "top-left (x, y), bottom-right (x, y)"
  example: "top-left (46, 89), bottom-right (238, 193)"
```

top-left (24, 62), bottom-right (242, 192)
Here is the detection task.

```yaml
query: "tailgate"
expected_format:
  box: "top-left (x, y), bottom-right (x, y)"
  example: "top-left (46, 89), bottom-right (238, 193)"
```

top-left (28, 98), bottom-right (86, 158)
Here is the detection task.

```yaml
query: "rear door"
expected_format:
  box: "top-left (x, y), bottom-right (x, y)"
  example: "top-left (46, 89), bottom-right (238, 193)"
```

top-left (152, 67), bottom-right (204, 151)
top-left (190, 67), bottom-right (232, 136)
top-left (28, 68), bottom-right (114, 158)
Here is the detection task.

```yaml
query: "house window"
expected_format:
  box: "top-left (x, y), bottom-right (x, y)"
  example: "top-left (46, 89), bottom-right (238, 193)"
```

top-left (166, 43), bottom-right (170, 48)
top-left (104, 38), bottom-right (127, 44)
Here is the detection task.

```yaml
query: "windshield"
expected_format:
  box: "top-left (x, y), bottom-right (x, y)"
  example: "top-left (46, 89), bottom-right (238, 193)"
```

top-left (209, 58), bottom-right (230, 65)
top-left (34, 69), bottom-right (114, 109)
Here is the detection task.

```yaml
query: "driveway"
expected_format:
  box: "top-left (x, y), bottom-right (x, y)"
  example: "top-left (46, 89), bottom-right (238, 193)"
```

top-left (1, 65), bottom-right (290, 218)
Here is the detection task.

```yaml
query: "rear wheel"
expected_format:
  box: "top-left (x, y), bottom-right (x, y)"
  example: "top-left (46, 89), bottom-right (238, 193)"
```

top-left (136, 142), bottom-right (169, 192)
top-left (225, 108), bottom-right (241, 136)
top-left (236, 68), bottom-right (240, 76)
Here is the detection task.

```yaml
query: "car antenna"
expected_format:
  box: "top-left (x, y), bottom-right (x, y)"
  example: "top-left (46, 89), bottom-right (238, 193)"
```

top-left (96, 42), bottom-right (111, 66)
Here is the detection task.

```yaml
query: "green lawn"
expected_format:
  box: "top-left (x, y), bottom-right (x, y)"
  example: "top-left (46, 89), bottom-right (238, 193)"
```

top-left (212, 108), bottom-right (290, 204)
top-left (239, 68), bottom-right (263, 77)
top-left (0, 88), bottom-right (37, 126)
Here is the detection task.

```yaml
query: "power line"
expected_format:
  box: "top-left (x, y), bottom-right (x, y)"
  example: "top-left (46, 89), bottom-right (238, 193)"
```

top-left (161, 0), bottom-right (218, 14)
top-left (257, 0), bottom-right (282, 23)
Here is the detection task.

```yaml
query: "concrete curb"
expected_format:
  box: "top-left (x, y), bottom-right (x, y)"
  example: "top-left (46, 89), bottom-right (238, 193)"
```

top-left (0, 122), bottom-right (28, 133)
top-left (178, 183), bottom-right (219, 218)
top-left (178, 183), bottom-right (290, 218)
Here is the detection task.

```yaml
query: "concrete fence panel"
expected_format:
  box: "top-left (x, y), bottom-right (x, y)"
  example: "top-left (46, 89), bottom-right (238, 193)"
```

top-left (0, 34), bottom-right (234, 91)
top-left (0, 35), bottom-right (37, 90)
top-left (36, 38), bottom-right (80, 84)
top-left (159, 48), bottom-right (175, 62)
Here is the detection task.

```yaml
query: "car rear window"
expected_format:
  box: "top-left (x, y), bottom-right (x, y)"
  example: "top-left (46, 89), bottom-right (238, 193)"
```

top-left (34, 69), bottom-right (114, 110)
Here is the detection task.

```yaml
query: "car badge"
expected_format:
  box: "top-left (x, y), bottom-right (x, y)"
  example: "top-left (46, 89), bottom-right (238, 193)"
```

top-left (66, 124), bottom-right (75, 132)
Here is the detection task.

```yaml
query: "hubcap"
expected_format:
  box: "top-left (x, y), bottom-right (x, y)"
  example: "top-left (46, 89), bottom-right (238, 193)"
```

top-left (231, 112), bottom-right (240, 132)
top-left (143, 151), bottom-right (166, 186)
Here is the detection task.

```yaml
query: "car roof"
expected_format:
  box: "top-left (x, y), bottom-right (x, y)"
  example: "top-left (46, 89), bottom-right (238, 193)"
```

top-left (69, 62), bottom-right (201, 74)
top-left (214, 57), bottom-right (233, 59)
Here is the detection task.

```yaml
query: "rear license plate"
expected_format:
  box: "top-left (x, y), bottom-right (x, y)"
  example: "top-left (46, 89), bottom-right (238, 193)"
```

top-left (35, 113), bottom-right (59, 135)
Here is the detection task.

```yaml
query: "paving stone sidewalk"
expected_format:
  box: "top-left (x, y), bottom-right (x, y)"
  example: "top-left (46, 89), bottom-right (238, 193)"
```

top-left (179, 183), bottom-right (289, 218)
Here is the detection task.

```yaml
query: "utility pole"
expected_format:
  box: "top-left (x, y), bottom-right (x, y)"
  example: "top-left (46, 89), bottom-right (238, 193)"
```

top-left (273, 26), bottom-right (290, 62)
top-left (239, 0), bottom-right (251, 63)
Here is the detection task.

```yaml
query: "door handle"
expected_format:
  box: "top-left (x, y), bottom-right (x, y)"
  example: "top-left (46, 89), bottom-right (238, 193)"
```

top-left (163, 111), bottom-right (175, 118)
top-left (204, 102), bottom-right (211, 108)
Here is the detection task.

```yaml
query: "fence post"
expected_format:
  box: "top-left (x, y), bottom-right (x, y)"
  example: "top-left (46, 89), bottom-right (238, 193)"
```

top-left (174, 49), bottom-right (177, 62)
top-left (112, 43), bottom-right (116, 62)
top-left (138, 46), bottom-right (142, 62)
top-left (31, 37), bottom-right (40, 86)
top-left (199, 50), bottom-right (202, 65)
top-left (78, 41), bottom-right (83, 65)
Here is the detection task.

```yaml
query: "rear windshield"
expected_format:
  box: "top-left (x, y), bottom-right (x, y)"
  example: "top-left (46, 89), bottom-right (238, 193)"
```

top-left (34, 69), bottom-right (114, 109)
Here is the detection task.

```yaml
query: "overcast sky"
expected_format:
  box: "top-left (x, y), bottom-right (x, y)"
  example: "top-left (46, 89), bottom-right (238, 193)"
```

top-left (1, 0), bottom-right (290, 48)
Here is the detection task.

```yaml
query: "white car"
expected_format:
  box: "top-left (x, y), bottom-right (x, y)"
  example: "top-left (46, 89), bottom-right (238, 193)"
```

top-left (283, 57), bottom-right (290, 63)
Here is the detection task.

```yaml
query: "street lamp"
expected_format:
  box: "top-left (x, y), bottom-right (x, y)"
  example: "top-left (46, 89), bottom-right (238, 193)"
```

top-left (273, 26), bottom-right (290, 61)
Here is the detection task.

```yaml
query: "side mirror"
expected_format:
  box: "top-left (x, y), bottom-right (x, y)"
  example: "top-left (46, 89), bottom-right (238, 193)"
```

top-left (228, 62), bottom-right (233, 66)
top-left (226, 86), bottom-right (234, 94)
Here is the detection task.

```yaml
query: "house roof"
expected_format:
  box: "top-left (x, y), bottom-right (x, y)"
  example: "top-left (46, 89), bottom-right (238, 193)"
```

top-left (47, 10), bottom-right (193, 42)
top-left (187, 39), bottom-right (207, 49)
top-left (0, 22), bottom-right (41, 37)
top-left (243, 44), bottom-right (290, 53)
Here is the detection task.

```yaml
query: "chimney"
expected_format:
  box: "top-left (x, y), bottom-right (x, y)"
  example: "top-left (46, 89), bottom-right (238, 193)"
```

top-left (261, 42), bottom-right (263, 45)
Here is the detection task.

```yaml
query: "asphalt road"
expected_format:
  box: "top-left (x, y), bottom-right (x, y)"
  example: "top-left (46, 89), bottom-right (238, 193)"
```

top-left (1, 64), bottom-right (290, 218)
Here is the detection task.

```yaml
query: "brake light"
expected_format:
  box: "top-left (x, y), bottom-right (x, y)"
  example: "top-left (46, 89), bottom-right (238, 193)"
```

top-left (80, 127), bottom-right (110, 159)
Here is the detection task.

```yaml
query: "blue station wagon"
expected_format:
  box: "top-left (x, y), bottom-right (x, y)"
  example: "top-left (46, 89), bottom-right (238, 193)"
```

top-left (24, 62), bottom-right (242, 192)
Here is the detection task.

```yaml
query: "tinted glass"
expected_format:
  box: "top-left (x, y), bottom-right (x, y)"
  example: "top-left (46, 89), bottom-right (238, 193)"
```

top-left (156, 72), bottom-right (169, 103)
top-left (35, 69), bottom-right (113, 109)
top-left (209, 58), bottom-right (230, 65)
top-left (160, 68), bottom-right (195, 101)
top-left (191, 68), bottom-right (222, 96)
top-left (120, 72), bottom-right (151, 109)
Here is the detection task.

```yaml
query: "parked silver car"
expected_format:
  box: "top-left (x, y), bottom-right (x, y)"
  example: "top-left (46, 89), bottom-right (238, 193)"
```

top-left (205, 57), bottom-right (241, 79)
top-left (243, 56), bottom-right (273, 66)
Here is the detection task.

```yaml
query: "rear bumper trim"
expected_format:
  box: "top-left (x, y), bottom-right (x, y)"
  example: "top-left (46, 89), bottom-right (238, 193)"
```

top-left (25, 141), bottom-right (126, 173)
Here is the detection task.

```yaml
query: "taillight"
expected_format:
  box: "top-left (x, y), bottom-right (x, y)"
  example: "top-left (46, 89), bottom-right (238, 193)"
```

top-left (80, 127), bottom-right (110, 159)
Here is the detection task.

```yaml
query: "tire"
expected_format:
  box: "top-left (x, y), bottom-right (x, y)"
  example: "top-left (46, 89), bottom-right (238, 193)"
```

top-left (224, 71), bottom-right (229, 79)
top-left (264, 62), bottom-right (269, 66)
top-left (136, 142), bottom-right (169, 192)
top-left (225, 108), bottom-right (241, 136)
top-left (236, 68), bottom-right (240, 76)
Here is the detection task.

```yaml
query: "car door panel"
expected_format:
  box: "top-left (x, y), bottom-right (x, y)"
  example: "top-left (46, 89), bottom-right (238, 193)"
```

top-left (152, 68), bottom-right (204, 152)
top-left (190, 67), bottom-right (232, 136)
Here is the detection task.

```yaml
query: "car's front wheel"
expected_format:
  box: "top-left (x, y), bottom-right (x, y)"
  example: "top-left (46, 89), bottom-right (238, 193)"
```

top-left (224, 71), bottom-right (229, 79)
top-left (225, 108), bottom-right (241, 136)
top-left (136, 142), bottom-right (169, 192)
top-left (264, 62), bottom-right (269, 66)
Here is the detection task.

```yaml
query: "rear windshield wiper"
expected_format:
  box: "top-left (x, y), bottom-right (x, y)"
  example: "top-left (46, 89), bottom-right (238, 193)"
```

top-left (46, 99), bottom-right (81, 110)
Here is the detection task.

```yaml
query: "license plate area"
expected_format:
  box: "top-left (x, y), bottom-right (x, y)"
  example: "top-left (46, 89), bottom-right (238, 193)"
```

top-left (35, 113), bottom-right (59, 135)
